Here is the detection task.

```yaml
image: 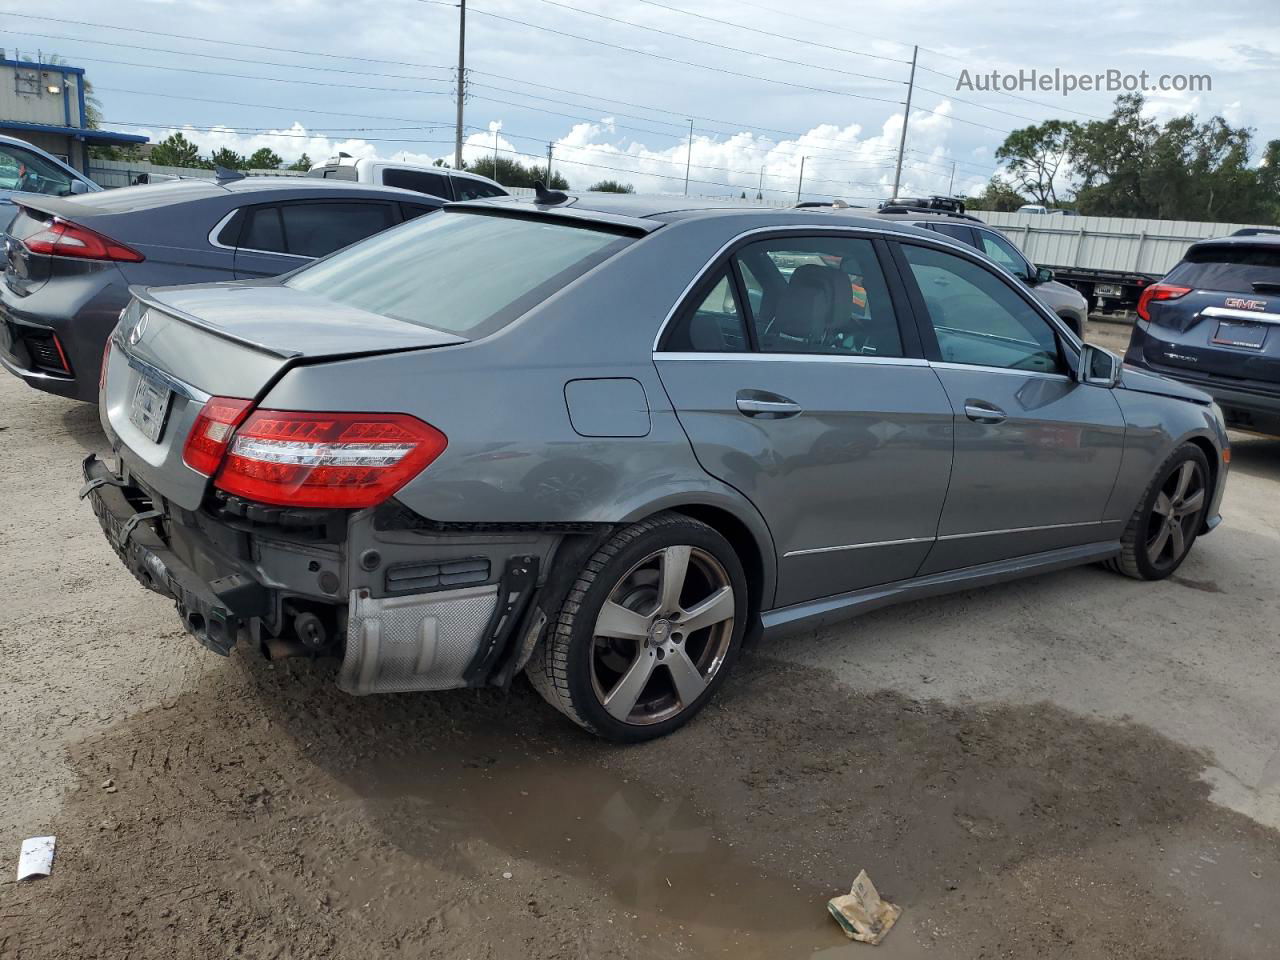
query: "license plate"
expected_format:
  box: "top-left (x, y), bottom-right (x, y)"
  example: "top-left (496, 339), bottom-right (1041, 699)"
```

top-left (1096, 284), bottom-right (1123, 297)
top-left (1211, 320), bottom-right (1269, 349)
top-left (129, 372), bottom-right (172, 442)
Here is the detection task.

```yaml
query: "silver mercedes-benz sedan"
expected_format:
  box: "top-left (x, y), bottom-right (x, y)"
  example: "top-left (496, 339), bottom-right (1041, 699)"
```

top-left (84, 193), bottom-right (1229, 741)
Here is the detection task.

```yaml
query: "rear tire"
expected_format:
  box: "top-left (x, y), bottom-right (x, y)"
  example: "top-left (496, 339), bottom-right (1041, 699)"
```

top-left (526, 512), bottom-right (748, 742)
top-left (1107, 443), bottom-right (1210, 581)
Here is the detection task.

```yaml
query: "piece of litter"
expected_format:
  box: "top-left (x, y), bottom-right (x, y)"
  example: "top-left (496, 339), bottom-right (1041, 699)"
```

top-left (827, 870), bottom-right (901, 945)
top-left (502, 871), bottom-right (513, 880)
top-left (100, 779), bottom-right (114, 790)
top-left (17, 836), bottom-right (56, 882)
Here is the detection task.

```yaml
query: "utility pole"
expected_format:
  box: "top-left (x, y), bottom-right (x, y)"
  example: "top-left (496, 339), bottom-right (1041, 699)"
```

top-left (546, 142), bottom-right (553, 183)
top-left (891, 44), bottom-right (917, 201)
top-left (795, 155), bottom-right (806, 203)
top-left (948, 160), bottom-right (956, 196)
top-left (757, 164), bottom-right (764, 200)
top-left (683, 119), bottom-right (694, 196)
top-left (492, 126), bottom-right (498, 179)
top-left (453, 0), bottom-right (467, 170)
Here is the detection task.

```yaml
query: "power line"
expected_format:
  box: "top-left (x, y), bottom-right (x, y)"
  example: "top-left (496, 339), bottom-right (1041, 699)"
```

top-left (95, 87), bottom-right (453, 125)
top-left (914, 64), bottom-right (1105, 121)
top-left (27, 51), bottom-right (453, 97)
top-left (528, 0), bottom-right (907, 86)
top-left (628, 0), bottom-right (911, 65)
top-left (0, 27), bottom-right (452, 80)
top-left (0, 10), bottom-right (445, 70)
top-left (412, 0), bottom-right (905, 106)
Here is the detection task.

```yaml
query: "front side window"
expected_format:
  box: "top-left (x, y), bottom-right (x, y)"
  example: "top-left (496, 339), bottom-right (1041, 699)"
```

top-left (901, 243), bottom-right (1062, 374)
top-left (978, 230), bottom-right (1031, 280)
top-left (453, 177), bottom-right (507, 201)
top-left (382, 168), bottom-right (453, 199)
top-left (279, 201), bottom-right (395, 258)
top-left (734, 236), bottom-right (903, 357)
top-left (0, 144), bottom-right (73, 196)
top-left (287, 211), bottom-right (633, 338)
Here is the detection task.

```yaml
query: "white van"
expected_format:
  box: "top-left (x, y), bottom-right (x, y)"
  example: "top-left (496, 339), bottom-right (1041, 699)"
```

top-left (307, 154), bottom-right (508, 202)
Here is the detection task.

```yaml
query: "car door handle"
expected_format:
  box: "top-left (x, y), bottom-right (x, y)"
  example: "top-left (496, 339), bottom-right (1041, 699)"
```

top-left (736, 392), bottom-right (802, 418)
top-left (964, 401), bottom-right (1007, 424)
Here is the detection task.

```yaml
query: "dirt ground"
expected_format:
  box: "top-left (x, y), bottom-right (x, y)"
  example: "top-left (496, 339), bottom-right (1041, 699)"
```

top-left (2, 321), bottom-right (1279, 959)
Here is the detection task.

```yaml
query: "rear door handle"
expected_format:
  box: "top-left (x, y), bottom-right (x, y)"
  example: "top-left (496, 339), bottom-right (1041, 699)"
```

top-left (964, 401), bottom-right (1007, 424)
top-left (736, 391), bottom-right (802, 418)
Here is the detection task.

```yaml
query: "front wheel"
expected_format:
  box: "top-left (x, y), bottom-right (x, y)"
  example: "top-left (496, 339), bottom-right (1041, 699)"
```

top-left (526, 513), bottom-right (748, 741)
top-left (1107, 443), bottom-right (1210, 580)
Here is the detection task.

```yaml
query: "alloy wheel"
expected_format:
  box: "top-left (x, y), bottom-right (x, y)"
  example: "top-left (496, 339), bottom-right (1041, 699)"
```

top-left (1145, 460), bottom-right (1206, 569)
top-left (589, 545), bottom-right (736, 726)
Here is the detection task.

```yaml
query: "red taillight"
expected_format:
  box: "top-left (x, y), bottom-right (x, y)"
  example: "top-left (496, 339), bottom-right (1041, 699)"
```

top-left (1136, 282), bottom-right (1191, 322)
top-left (22, 218), bottom-right (144, 263)
top-left (183, 396), bottom-right (254, 476)
top-left (213, 410), bottom-right (447, 508)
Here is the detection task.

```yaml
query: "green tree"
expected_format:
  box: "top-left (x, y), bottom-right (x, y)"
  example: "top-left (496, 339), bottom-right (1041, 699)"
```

top-left (247, 147), bottom-right (283, 170)
top-left (210, 147), bottom-right (246, 170)
top-left (967, 175), bottom-right (1027, 212)
top-left (148, 133), bottom-right (203, 168)
top-left (995, 119), bottom-right (1077, 207)
top-left (466, 155), bottom-right (568, 189)
top-left (587, 179), bottom-right (634, 193)
top-left (286, 152), bottom-right (313, 172)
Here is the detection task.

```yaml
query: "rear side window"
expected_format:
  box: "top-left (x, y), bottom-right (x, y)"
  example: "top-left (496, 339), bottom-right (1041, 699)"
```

top-left (452, 177), bottom-right (507, 201)
top-left (928, 222), bottom-right (976, 246)
top-left (242, 206), bottom-right (285, 253)
top-left (286, 211), bottom-right (634, 338)
top-left (664, 271), bottom-right (749, 352)
top-left (382, 168), bottom-right (453, 199)
top-left (1165, 245), bottom-right (1280, 291)
top-left (279, 201), bottom-right (395, 258)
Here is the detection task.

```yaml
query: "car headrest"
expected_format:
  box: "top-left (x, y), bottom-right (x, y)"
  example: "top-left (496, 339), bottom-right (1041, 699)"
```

top-left (773, 264), bottom-right (851, 344)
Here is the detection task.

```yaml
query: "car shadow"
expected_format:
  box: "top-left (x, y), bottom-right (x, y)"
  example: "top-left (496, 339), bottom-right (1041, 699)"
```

top-left (1227, 431), bottom-right (1280, 482)
top-left (60, 398), bottom-right (109, 455)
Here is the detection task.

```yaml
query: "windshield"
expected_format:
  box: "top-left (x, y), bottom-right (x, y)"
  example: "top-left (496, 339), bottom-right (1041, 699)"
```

top-left (286, 210), bottom-right (634, 338)
top-left (1165, 245), bottom-right (1280, 291)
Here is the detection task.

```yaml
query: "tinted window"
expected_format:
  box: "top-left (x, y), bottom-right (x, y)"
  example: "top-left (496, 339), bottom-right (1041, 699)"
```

top-left (242, 205), bottom-right (285, 253)
top-left (902, 243), bottom-right (1062, 373)
top-left (452, 177), bottom-right (507, 201)
top-left (929, 222), bottom-right (976, 246)
top-left (0, 144), bottom-right (73, 196)
top-left (663, 271), bottom-right (749, 352)
top-left (279, 201), bottom-right (395, 258)
top-left (1165, 245), bottom-right (1280, 291)
top-left (734, 236), bottom-right (902, 357)
top-left (400, 202), bottom-right (438, 221)
top-left (978, 230), bottom-right (1031, 279)
top-left (287, 211), bottom-right (633, 338)
top-left (215, 209), bottom-right (245, 247)
top-left (382, 168), bottom-right (452, 199)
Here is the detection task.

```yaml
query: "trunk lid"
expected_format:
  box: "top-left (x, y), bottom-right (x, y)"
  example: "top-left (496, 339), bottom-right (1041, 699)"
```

top-left (102, 282), bottom-right (465, 510)
top-left (1139, 242), bottom-right (1280, 384)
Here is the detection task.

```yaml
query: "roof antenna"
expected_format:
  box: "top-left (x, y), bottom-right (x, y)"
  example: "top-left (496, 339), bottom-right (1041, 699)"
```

top-left (213, 165), bottom-right (246, 183)
top-left (533, 181), bottom-right (568, 205)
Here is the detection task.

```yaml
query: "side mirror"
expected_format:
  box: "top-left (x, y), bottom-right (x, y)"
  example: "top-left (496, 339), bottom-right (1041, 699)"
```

top-left (1076, 343), bottom-right (1121, 388)
top-left (68, 179), bottom-right (90, 195)
top-left (1034, 265), bottom-right (1054, 284)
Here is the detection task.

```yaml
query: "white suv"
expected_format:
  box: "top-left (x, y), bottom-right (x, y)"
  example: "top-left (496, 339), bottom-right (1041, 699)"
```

top-left (306, 155), bottom-right (507, 202)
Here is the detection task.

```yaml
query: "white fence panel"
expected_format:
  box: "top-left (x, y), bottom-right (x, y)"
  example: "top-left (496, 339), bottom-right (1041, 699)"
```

top-left (88, 159), bottom-right (307, 188)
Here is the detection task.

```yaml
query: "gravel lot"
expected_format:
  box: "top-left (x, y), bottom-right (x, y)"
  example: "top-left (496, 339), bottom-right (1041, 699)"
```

top-left (2, 321), bottom-right (1278, 959)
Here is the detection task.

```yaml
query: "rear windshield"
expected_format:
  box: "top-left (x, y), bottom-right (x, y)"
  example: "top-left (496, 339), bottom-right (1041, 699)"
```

top-left (1165, 245), bottom-right (1280, 291)
top-left (286, 210), bottom-right (635, 338)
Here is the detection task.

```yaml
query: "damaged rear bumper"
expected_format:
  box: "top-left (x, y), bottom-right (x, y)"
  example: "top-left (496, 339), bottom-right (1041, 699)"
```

top-left (82, 454), bottom-right (561, 693)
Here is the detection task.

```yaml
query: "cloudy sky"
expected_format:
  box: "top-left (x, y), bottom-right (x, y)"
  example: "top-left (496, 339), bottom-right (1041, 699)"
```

top-left (7, 0), bottom-right (1278, 200)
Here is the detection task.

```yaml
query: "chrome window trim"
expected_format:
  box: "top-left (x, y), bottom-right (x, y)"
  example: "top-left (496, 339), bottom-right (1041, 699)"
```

top-left (658, 351), bottom-right (930, 367)
top-left (650, 223), bottom-right (894, 352)
top-left (929, 360), bottom-right (1071, 382)
top-left (207, 209), bottom-right (241, 253)
top-left (784, 536), bottom-right (931, 558)
top-left (1200, 305), bottom-right (1280, 325)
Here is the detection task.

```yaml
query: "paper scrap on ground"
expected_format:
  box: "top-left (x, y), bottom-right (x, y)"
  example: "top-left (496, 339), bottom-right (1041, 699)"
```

top-left (17, 836), bottom-right (56, 882)
top-left (827, 869), bottom-right (901, 945)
